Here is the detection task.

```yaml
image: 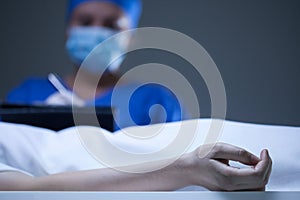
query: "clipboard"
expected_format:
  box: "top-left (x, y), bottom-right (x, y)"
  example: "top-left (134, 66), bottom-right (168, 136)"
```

top-left (0, 103), bottom-right (114, 132)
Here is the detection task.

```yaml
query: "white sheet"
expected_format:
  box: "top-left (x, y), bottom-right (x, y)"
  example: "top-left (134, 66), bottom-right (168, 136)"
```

top-left (0, 119), bottom-right (299, 191)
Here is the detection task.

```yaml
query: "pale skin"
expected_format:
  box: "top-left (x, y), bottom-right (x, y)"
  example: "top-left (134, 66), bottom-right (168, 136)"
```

top-left (0, 142), bottom-right (272, 191)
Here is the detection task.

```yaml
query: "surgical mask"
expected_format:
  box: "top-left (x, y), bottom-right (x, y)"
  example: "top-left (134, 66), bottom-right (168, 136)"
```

top-left (65, 26), bottom-right (127, 73)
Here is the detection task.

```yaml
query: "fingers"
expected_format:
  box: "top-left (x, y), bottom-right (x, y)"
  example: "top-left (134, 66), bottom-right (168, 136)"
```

top-left (255, 149), bottom-right (272, 185)
top-left (209, 143), bottom-right (260, 165)
top-left (236, 149), bottom-right (272, 190)
top-left (208, 145), bottom-right (272, 191)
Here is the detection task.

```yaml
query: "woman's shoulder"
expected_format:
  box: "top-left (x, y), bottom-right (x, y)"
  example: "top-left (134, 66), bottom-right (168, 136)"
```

top-left (6, 76), bottom-right (56, 103)
top-left (13, 76), bottom-right (54, 91)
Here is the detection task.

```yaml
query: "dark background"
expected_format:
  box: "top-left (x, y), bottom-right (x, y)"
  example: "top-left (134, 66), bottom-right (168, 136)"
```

top-left (0, 0), bottom-right (299, 126)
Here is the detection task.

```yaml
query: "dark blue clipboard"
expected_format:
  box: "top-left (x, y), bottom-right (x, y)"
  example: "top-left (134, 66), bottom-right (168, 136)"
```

top-left (0, 103), bottom-right (114, 132)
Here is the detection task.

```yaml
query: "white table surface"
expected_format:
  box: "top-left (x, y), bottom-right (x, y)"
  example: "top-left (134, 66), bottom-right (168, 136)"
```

top-left (0, 192), bottom-right (299, 200)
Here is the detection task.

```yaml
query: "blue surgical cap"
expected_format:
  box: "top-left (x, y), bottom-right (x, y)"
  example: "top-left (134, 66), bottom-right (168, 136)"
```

top-left (66, 0), bottom-right (142, 28)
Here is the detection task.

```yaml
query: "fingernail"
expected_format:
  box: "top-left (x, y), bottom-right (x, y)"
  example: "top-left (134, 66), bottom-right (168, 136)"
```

top-left (265, 149), bottom-right (269, 155)
top-left (263, 149), bottom-right (269, 159)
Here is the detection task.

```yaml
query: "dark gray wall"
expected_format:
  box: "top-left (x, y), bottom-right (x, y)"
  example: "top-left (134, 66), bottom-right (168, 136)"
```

top-left (0, 0), bottom-right (299, 126)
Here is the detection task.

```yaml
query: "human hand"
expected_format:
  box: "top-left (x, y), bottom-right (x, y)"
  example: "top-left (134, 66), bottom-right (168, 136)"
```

top-left (185, 142), bottom-right (272, 191)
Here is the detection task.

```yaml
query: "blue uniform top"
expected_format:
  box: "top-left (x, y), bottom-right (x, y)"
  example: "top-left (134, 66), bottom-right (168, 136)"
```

top-left (6, 77), bottom-right (184, 130)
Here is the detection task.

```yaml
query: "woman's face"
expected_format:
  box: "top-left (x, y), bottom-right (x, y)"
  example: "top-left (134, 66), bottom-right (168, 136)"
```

top-left (67, 1), bottom-right (130, 31)
top-left (65, 2), bottom-right (131, 70)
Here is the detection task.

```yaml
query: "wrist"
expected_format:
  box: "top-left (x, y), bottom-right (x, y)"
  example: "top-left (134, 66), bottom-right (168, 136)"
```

top-left (173, 152), bottom-right (197, 187)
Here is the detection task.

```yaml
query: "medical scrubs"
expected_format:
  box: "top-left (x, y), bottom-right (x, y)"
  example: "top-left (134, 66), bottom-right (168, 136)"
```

top-left (6, 77), bottom-right (184, 129)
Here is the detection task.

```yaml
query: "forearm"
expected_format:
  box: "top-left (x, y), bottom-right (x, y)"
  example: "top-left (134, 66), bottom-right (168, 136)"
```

top-left (47, 162), bottom-right (189, 191)
top-left (0, 156), bottom-right (193, 191)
